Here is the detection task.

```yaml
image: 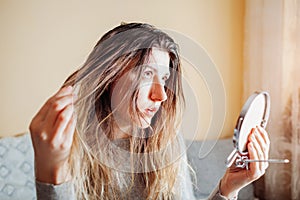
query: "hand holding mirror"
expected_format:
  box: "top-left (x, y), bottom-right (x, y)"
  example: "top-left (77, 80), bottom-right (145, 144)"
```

top-left (226, 91), bottom-right (289, 170)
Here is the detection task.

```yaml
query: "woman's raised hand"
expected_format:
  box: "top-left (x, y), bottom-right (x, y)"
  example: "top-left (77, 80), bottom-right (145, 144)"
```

top-left (220, 126), bottom-right (270, 199)
top-left (29, 86), bottom-right (77, 184)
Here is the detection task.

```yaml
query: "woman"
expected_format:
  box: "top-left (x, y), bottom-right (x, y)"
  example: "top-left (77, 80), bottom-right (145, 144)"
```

top-left (29, 23), bottom-right (270, 200)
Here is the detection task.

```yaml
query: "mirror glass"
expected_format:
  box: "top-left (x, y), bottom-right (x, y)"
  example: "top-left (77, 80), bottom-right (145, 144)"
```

top-left (237, 92), bottom-right (269, 153)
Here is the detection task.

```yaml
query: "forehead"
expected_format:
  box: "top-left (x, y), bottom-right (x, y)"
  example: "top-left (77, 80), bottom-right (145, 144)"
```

top-left (146, 49), bottom-right (170, 73)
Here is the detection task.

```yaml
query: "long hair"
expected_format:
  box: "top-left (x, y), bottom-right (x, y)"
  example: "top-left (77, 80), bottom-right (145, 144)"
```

top-left (63, 22), bottom-right (185, 199)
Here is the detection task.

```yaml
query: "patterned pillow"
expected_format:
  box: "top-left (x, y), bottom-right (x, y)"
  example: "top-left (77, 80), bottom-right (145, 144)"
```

top-left (0, 133), bottom-right (35, 200)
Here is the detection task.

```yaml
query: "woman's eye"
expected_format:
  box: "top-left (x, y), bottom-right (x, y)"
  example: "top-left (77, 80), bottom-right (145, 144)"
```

top-left (143, 70), bottom-right (153, 79)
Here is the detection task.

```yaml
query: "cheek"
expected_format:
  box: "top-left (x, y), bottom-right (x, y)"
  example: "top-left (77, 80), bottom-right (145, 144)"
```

top-left (137, 85), bottom-right (151, 110)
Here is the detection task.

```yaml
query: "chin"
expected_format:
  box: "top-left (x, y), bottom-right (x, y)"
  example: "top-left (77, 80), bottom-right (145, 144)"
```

top-left (138, 117), bottom-right (152, 129)
top-left (140, 123), bottom-right (150, 129)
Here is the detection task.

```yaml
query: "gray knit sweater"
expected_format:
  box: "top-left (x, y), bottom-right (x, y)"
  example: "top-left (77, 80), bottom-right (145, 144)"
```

top-left (36, 179), bottom-right (227, 200)
top-left (35, 136), bottom-right (230, 200)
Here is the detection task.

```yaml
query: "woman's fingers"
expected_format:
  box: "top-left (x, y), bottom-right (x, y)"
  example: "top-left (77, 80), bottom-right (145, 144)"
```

top-left (44, 94), bottom-right (75, 127)
top-left (248, 127), bottom-right (270, 179)
top-left (257, 126), bottom-right (270, 152)
top-left (50, 103), bottom-right (74, 144)
top-left (247, 141), bottom-right (262, 179)
top-left (251, 135), bottom-right (265, 170)
top-left (30, 86), bottom-right (76, 144)
top-left (54, 86), bottom-right (74, 98)
top-left (32, 86), bottom-right (74, 123)
top-left (254, 127), bottom-right (270, 171)
top-left (62, 113), bottom-right (77, 149)
top-left (256, 127), bottom-right (269, 159)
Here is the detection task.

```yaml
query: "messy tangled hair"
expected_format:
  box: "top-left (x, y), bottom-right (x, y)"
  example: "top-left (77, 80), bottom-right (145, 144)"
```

top-left (63, 23), bottom-right (185, 199)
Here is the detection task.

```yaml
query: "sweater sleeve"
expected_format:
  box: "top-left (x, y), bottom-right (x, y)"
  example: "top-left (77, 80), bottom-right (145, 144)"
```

top-left (35, 180), bottom-right (76, 200)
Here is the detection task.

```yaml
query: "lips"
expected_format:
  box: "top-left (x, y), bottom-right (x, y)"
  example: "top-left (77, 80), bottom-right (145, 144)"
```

top-left (144, 107), bottom-right (159, 117)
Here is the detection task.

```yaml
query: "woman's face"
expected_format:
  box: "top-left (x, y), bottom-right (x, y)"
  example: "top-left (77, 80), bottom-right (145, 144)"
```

top-left (111, 48), bottom-right (170, 130)
top-left (136, 49), bottom-right (170, 128)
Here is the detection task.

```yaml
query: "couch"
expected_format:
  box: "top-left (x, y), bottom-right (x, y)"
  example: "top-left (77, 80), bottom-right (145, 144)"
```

top-left (0, 133), bottom-right (254, 200)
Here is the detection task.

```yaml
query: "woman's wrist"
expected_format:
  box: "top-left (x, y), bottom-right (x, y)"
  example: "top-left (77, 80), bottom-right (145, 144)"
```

top-left (35, 161), bottom-right (71, 185)
top-left (219, 178), bottom-right (239, 200)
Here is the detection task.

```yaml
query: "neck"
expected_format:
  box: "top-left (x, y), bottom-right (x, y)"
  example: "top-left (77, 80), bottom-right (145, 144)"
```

top-left (112, 125), bottom-right (131, 140)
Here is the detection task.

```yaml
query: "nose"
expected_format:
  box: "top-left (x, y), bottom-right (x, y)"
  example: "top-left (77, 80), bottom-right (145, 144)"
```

top-left (149, 81), bottom-right (168, 102)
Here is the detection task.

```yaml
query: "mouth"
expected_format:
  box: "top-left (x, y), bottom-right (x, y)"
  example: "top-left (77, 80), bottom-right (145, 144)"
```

top-left (143, 107), bottom-right (159, 118)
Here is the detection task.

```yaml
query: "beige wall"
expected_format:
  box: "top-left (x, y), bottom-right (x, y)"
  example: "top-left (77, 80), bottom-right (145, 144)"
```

top-left (0, 0), bottom-right (244, 139)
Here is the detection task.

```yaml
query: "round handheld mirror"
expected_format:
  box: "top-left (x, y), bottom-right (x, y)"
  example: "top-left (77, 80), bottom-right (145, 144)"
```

top-left (235, 91), bottom-right (270, 154)
top-left (226, 91), bottom-right (270, 168)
